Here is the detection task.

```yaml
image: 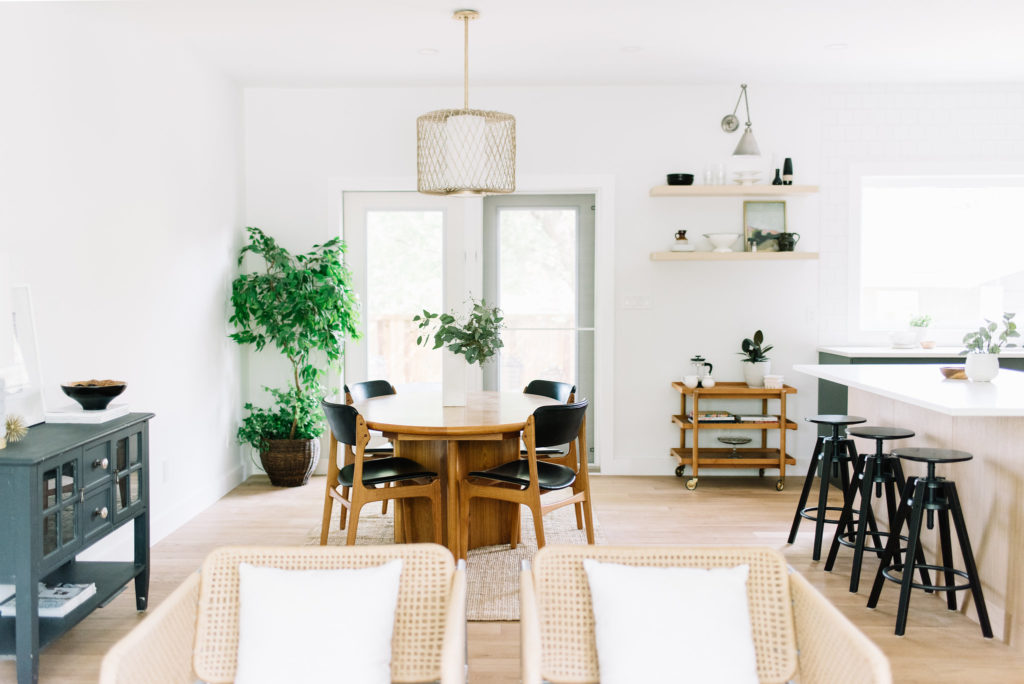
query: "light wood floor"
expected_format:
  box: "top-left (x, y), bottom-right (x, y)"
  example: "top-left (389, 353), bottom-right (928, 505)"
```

top-left (3, 474), bottom-right (1022, 683)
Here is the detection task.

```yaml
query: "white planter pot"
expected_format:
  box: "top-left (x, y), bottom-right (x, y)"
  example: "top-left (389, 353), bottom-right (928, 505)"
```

top-left (743, 360), bottom-right (772, 388)
top-left (442, 351), bottom-right (468, 406)
top-left (965, 353), bottom-right (999, 382)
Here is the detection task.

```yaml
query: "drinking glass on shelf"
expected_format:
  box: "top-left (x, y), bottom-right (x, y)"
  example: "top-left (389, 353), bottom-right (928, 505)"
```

top-left (714, 163), bottom-right (727, 185)
top-left (702, 166), bottom-right (713, 185)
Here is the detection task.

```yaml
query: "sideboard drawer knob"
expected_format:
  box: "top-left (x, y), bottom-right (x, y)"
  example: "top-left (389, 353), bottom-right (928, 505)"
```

top-left (94, 506), bottom-right (109, 520)
top-left (93, 457), bottom-right (109, 470)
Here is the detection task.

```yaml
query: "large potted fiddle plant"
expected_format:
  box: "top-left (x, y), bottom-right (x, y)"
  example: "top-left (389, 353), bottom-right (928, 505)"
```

top-left (230, 227), bottom-right (360, 486)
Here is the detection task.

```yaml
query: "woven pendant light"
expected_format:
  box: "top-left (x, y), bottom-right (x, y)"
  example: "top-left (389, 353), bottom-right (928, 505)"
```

top-left (417, 10), bottom-right (516, 196)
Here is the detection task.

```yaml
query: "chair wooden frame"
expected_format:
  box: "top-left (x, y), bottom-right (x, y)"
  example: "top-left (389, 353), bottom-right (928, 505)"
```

top-left (522, 381), bottom-right (583, 531)
top-left (320, 411), bottom-right (443, 546)
top-left (459, 409), bottom-right (594, 560)
top-left (342, 380), bottom-right (399, 521)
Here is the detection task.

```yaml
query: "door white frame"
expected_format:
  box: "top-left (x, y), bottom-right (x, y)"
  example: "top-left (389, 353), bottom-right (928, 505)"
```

top-left (327, 174), bottom-right (615, 470)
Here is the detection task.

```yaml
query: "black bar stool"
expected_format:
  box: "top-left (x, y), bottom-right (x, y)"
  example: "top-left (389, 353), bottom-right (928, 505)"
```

top-left (824, 426), bottom-right (932, 593)
top-left (866, 447), bottom-right (993, 638)
top-left (787, 414), bottom-right (866, 561)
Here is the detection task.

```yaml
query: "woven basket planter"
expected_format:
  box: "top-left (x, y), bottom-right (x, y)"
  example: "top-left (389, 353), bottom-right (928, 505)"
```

top-left (259, 438), bottom-right (320, 487)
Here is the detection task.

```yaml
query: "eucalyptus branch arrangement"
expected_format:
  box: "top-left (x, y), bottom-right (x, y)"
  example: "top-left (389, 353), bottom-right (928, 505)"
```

top-left (909, 314), bottom-right (932, 328)
top-left (739, 329), bottom-right (773, 363)
top-left (961, 312), bottom-right (1019, 355)
top-left (414, 298), bottom-right (504, 366)
top-left (229, 226), bottom-right (360, 447)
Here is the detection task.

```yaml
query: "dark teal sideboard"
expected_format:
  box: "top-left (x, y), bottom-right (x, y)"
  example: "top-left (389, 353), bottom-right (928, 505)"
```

top-left (0, 413), bottom-right (153, 684)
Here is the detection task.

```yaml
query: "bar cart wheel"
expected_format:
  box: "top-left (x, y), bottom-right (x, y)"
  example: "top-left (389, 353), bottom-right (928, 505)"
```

top-left (776, 479), bottom-right (785, 491)
top-left (675, 465), bottom-right (686, 477)
top-left (686, 478), bottom-right (699, 490)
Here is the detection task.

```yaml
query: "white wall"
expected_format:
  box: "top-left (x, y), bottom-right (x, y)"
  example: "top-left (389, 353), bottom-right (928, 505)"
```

top-left (0, 6), bottom-right (246, 550)
top-left (244, 84), bottom-right (824, 475)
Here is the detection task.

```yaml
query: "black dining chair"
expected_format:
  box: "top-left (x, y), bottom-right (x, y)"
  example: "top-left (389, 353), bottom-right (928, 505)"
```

top-left (342, 380), bottom-right (398, 520)
top-left (521, 380), bottom-right (584, 531)
top-left (459, 400), bottom-right (594, 559)
top-left (319, 399), bottom-right (442, 546)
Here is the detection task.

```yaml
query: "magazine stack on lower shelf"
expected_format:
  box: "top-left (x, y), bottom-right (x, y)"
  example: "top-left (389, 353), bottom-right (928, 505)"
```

top-left (0, 582), bottom-right (97, 618)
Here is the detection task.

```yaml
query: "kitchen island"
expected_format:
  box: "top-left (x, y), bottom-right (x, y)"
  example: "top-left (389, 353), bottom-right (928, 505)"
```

top-left (795, 363), bottom-right (1024, 648)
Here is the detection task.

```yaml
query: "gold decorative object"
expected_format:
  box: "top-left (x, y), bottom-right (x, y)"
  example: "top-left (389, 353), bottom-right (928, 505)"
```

top-left (417, 9), bottom-right (516, 195)
top-left (5, 414), bottom-right (28, 443)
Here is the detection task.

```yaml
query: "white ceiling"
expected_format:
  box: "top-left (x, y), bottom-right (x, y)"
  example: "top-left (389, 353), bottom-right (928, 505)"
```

top-left (43, 0), bottom-right (1024, 86)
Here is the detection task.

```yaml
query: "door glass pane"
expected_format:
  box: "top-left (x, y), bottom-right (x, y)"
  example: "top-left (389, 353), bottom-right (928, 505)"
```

top-left (128, 469), bottom-right (140, 505)
top-left (43, 514), bottom-right (57, 555)
top-left (43, 467), bottom-right (57, 509)
top-left (61, 461), bottom-right (76, 501)
top-left (498, 208), bottom-right (576, 326)
top-left (61, 505), bottom-right (76, 545)
top-left (499, 329), bottom-right (577, 392)
top-left (365, 210), bottom-right (444, 390)
top-left (497, 208), bottom-right (577, 387)
top-left (116, 438), bottom-right (128, 472)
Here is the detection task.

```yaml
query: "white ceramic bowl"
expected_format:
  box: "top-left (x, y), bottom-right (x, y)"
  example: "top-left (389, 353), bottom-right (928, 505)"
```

top-left (703, 233), bottom-right (740, 252)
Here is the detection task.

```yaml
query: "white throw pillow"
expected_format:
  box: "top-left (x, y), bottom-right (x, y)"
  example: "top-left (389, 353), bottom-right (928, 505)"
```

top-left (583, 559), bottom-right (758, 684)
top-left (234, 559), bottom-right (403, 684)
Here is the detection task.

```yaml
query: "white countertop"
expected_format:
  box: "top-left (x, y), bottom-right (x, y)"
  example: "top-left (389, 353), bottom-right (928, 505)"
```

top-left (794, 363), bottom-right (1024, 417)
top-left (818, 345), bottom-right (1024, 358)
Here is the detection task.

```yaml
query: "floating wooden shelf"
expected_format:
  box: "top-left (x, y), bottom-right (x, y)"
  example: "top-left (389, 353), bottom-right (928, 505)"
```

top-left (650, 185), bottom-right (819, 197)
top-left (651, 251), bottom-right (818, 261)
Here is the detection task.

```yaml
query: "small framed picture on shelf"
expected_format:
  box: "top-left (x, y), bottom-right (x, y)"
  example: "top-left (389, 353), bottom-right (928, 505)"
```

top-left (743, 201), bottom-right (787, 252)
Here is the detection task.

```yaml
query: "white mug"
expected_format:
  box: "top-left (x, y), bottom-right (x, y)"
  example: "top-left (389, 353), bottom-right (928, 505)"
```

top-left (701, 376), bottom-right (716, 388)
top-left (683, 375), bottom-right (699, 388)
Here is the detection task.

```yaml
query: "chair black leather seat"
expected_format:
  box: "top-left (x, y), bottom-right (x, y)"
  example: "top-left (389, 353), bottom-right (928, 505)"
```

top-left (522, 380), bottom-right (577, 457)
top-left (338, 457), bottom-right (438, 488)
top-left (468, 459), bottom-right (576, 491)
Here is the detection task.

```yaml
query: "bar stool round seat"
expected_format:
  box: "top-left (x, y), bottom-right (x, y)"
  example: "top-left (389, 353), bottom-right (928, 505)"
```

top-left (806, 415), bottom-right (869, 427)
top-left (847, 426), bottom-right (916, 441)
top-left (787, 415), bottom-right (869, 561)
top-left (891, 447), bottom-right (973, 464)
top-left (867, 447), bottom-right (992, 638)
top-left (824, 425), bottom-right (933, 594)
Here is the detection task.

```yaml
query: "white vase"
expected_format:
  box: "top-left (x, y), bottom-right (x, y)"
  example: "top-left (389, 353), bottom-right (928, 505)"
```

top-left (442, 351), bottom-right (468, 406)
top-left (743, 360), bottom-right (771, 388)
top-left (965, 353), bottom-right (999, 382)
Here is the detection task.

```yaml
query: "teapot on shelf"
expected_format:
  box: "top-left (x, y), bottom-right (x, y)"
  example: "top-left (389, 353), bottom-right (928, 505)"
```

top-left (686, 355), bottom-right (715, 388)
top-left (777, 232), bottom-right (801, 252)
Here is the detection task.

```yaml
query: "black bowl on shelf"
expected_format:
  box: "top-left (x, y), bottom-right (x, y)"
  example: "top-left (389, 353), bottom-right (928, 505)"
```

top-left (666, 173), bottom-right (694, 186)
top-left (61, 381), bottom-right (127, 411)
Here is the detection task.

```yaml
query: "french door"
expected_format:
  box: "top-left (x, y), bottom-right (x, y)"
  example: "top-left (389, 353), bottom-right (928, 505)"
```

top-left (342, 191), bottom-right (595, 460)
top-left (482, 194), bottom-right (596, 463)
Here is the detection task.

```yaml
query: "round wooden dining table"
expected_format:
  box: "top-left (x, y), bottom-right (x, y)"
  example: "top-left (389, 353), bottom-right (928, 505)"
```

top-left (351, 390), bottom-right (561, 557)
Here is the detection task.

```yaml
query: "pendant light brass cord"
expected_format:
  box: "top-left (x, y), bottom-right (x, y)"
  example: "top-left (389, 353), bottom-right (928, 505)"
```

top-left (463, 14), bottom-right (470, 109)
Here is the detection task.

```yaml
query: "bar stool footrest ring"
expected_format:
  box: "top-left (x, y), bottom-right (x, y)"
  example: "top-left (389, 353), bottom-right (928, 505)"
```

top-left (880, 563), bottom-right (972, 592)
top-left (798, 505), bottom-right (856, 525)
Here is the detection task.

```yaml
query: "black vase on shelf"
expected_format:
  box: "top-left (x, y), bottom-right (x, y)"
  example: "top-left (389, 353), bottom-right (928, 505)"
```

top-left (782, 158), bottom-right (793, 185)
top-left (772, 169), bottom-right (783, 185)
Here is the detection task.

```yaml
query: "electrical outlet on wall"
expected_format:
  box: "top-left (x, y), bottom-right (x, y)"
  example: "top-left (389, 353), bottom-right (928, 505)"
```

top-left (623, 295), bottom-right (652, 310)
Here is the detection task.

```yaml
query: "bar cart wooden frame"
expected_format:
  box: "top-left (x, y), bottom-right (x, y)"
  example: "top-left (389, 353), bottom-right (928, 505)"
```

top-left (671, 381), bottom-right (797, 491)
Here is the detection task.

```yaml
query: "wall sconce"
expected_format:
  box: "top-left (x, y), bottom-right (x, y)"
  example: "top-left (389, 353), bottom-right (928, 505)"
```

top-left (721, 84), bottom-right (761, 157)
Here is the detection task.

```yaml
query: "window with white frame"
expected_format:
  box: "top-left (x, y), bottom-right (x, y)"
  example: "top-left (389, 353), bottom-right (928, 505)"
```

top-left (858, 174), bottom-right (1024, 340)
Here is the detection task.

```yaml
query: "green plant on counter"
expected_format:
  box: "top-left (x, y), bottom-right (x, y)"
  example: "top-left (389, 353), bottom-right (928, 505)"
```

top-left (229, 226), bottom-right (361, 448)
top-left (739, 329), bottom-right (773, 363)
top-left (414, 298), bottom-right (504, 366)
top-left (961, 312), bottom-right (1019, 355)
top-left (909, 314), bottom-right (932, 328)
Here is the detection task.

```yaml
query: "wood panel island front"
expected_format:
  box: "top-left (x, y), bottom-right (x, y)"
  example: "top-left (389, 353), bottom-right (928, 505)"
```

top-left (795, 363), bottom-right (1024, 649)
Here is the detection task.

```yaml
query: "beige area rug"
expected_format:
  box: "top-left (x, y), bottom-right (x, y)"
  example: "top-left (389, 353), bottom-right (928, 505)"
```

top-left (308, 495), bottom-right (604, 621)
